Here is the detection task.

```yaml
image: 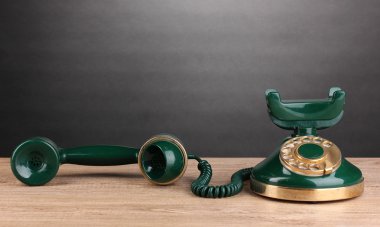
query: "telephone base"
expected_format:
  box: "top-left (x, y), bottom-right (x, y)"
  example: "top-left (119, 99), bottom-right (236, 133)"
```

top-left (250, 149), bottom-right (364, 202)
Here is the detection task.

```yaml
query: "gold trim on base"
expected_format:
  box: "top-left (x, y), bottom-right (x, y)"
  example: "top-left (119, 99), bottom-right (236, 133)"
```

top-left (251, 179), bottom-right (364, 202)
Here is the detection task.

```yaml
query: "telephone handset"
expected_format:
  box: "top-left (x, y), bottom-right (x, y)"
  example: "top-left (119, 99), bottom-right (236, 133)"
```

top-left (11, 133), bottom-right (243, 196)
top-left (11, 134), bottom-right (193, 186)
top-left (10, 88), bottom-right (364, 202)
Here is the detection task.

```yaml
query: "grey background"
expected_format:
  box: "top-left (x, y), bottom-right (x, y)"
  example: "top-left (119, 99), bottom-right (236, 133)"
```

top-left (1, 0), bottom-right (379, 157)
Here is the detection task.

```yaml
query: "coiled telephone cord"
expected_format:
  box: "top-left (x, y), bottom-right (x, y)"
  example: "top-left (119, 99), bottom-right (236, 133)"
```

top-left (188, 154), bottom-right (252, 198)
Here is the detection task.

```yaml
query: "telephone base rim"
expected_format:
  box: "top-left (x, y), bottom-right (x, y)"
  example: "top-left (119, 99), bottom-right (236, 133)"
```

top-left (250, 179), bottom-right (364, 202)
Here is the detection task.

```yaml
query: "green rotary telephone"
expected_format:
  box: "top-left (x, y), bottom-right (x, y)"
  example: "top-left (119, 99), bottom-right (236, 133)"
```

top-left (10, 87), bottom-right (364, 202)
top-left (190, 87), bottom-right (364, 201)
top-left (251, 87), bottom-right (364, 201)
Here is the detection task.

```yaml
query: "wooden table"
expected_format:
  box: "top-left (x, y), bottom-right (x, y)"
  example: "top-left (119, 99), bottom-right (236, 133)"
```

top-left (0, 158), bottom-right (378, 226)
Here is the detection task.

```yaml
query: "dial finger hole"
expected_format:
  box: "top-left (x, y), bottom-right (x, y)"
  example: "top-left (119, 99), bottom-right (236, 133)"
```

top-left (323, 141), bottom-right (332, 148)
top-left (282, 155), bottom-right (291, 160)
top-left (309, 164), bottom-right (320, 171)
top-left (281, 148), bottom-right (291, 155)
top-left (285, 143), bottom-right (295, 148)
top-left (302, 138), bottom-right (311, 143)
top-left (313, 137), bottom-right (322, 143)
top-left (298, 163), bottom-right (307, 170)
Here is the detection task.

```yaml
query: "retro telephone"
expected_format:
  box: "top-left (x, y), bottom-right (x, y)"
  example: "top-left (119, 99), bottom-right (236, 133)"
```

top-left (10, 87), bottom-right (364, 202)
top-left (190, 87), bottom-right (364, 201)
top-left (250, 87), bottom-right (364, 201)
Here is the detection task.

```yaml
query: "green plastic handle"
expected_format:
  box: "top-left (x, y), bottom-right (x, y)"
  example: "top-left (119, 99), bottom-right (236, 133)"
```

top-left (60, 145), bottom-right (139, 166)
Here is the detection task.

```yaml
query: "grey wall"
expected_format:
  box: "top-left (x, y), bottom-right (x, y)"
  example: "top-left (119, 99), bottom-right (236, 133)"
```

top-left (1, 0), bottom-right (380, 157)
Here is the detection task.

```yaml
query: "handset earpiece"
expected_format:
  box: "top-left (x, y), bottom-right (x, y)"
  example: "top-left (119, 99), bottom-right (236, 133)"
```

top-left (10, 134), bottom-right (188, 186)
top-left (138, 134), bottom-right (188, 185)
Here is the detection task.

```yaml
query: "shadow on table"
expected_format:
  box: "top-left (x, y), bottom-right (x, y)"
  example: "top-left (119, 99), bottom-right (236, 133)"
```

top-left (57, 172), bottom-right (141, 179)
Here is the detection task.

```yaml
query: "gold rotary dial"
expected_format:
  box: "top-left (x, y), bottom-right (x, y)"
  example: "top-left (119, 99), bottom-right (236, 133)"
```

top-left (279, 136), bottom-right (341, 176)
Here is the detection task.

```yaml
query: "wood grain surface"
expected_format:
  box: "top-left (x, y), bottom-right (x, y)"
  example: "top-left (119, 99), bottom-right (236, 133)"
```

top-left (0, 158), bottom-right (378, 226)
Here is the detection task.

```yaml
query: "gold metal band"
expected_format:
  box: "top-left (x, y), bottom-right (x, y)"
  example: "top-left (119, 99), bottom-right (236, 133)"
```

top-left (251, 179), bottom-right (364, 202)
